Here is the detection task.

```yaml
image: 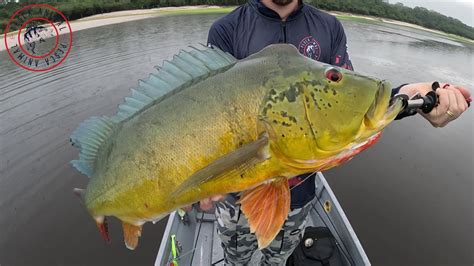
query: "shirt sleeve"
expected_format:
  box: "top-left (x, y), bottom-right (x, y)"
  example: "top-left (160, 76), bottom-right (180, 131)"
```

top-left (207, 19), bottom-right (234, 56)
top-left (330, 19), bottom-right (354, 71)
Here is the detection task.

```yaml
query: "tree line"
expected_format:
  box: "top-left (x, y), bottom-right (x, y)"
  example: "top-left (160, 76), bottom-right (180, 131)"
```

top-left (1, 0), bottom-right (473, 40)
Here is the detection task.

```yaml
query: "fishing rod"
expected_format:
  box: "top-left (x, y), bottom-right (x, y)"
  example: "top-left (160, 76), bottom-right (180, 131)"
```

top-left (392, 81), bottom-right (471, 119)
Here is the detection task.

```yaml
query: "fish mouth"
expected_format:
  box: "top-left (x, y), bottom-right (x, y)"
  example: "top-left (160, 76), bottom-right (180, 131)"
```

top-left (364, 81), bottom-right (403, 130)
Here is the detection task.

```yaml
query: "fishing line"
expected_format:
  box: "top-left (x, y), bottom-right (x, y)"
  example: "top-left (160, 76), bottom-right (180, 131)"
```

top-left (190, 210), bottom-right (205, 264)
top-left (168, 210), bottom-right (205, 264)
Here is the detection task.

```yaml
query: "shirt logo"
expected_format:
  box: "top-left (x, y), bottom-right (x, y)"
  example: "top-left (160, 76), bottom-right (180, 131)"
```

top-left (298, 36), bottom-right (321, 61)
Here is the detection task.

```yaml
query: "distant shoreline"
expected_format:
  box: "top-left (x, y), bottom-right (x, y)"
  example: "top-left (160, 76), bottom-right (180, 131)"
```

top-left (331, 11), bottom-right (473, 45)
top-left (0, 6), bottom-right (232, 51)
top-left (1, 5), bottom-right (472, 52)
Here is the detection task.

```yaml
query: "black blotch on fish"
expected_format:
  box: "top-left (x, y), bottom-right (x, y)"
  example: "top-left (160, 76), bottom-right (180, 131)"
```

top-left (262, 103), bottom-right (274, 115)
top-left (331, 89), bottom-right (337, 96)
top-left (280, 111), bottom-right (288, 117)
top-left (328, 103), bottom-right (332, 108)
top-left (323, 85), bottom-right (329, 94)
top-left (272, 119), bottom-right (279, 124)
top-left (285, 85), bottom-right (299, 102)
top-left (288, 116), bottom-right (297, 123)
top-left (281, 121), bottom-right (291, 127)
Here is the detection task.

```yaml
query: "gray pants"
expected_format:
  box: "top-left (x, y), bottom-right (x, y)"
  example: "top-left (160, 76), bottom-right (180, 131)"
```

top-left (215, 194), bottom-right (313, 265)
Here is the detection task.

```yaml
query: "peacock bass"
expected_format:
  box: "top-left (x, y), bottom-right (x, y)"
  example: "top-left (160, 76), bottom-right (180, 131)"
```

top-left (71, 44), bottom-right (403, 250)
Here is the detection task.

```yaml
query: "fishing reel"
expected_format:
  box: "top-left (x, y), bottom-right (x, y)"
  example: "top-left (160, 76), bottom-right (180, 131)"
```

top-left (392, 81), bottom-right (471, 120)
top-left (392, 81), bottom-right (439, 120)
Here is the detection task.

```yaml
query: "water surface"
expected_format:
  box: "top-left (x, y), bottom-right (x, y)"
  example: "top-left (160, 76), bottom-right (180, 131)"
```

top-left (0, 13), bottom-right (472, 265)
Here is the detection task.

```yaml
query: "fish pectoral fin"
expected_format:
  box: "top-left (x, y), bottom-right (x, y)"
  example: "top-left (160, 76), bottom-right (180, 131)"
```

top-left (122, 222), bottom-right (142, 250)
top-left (172, 135), bottom-right (269, 196)
top-left (237, 177), bottom-right (290, 249)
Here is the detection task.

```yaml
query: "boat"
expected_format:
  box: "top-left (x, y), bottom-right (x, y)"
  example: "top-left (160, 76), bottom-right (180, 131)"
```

top-left (155, 172), bottom-right (370, 265)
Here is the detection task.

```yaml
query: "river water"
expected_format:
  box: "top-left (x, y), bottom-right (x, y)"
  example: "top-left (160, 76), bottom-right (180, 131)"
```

top-left (0, 13), bottom-right (472, 265)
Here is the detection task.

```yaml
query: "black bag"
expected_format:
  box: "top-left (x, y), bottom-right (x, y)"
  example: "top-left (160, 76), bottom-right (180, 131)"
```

top-left (286, 226), bottom-right (344, 266)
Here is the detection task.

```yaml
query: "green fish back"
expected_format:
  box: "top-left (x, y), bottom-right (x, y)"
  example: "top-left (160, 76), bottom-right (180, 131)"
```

top-left (70, 45), bottom-right (237, 177)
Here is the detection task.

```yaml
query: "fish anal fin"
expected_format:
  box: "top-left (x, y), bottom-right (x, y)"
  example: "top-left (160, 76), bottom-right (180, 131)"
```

top-left (173, 135), bottom-right (269, 196)
top-left (122, 222), bottom-right (142, 250)
top-left (238, 177), bottom-right (290, 249)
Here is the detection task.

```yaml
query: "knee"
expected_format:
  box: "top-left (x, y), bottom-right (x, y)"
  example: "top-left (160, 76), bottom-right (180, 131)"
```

top-left (222, 242), bottom-right (255, 265)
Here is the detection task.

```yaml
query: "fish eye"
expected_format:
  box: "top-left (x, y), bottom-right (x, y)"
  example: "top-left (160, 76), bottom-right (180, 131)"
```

top-left (325, 68), bottom-right (343, 83)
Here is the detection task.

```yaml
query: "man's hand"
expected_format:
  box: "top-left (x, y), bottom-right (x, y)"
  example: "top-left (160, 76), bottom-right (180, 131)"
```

top-left (399, 82), bottom-right (471, 127)
top-left (182, 195), bottom-right (225, 212)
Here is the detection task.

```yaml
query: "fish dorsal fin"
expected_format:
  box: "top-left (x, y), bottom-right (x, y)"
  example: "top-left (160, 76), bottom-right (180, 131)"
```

top-left (238, 177), bottom-right (290, 249)
top-left (243, 44), bottom-right (300, 61)
top-left (111, 44), bottom-right (237, 122)
top-left (70, 45), bottom-right (237, 178)
top-left (70, 116), bottom-right (116, 177)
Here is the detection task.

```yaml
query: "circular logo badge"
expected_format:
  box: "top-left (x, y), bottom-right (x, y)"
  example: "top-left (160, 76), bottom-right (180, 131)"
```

top-left (3, 4), bottom-right (73, 72)
top-left (298, 36), bottom-right (321, 61)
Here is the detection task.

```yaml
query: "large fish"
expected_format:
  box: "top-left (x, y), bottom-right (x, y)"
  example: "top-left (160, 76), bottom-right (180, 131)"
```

top-left (71, 44), bottom-right (403, 250)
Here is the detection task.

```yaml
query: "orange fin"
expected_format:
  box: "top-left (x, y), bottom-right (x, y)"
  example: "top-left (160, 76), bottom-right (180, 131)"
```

top-left (122, 222), bottom-right (142, 250)
top-left (238, 178), bottom-right (290, 249)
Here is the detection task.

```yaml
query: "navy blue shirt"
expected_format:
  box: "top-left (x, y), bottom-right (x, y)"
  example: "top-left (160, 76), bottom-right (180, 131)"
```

top-left (207, 0), bottom-right (354, 208)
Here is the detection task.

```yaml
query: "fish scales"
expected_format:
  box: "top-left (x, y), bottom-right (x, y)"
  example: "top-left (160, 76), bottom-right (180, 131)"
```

top-left (71, 44), bottom-right (403, 249)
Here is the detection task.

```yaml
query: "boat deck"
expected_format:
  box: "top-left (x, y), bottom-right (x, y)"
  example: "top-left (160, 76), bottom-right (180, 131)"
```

top-left (155, 173), bottom-right (370, 265)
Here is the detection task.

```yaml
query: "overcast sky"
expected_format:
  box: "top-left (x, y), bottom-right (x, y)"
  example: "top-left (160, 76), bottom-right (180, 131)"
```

top-left (390, 0), bottom-right (474, 26)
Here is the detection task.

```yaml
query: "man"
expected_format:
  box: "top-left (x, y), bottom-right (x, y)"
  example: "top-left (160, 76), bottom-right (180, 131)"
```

top-left (199, 0), bottom-right (471, 264)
